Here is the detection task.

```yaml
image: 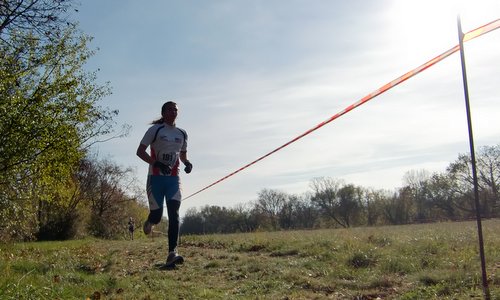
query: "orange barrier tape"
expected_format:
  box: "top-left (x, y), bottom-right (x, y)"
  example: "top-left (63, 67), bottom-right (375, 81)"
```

top-left (185, 19), bottom-right (500, 200)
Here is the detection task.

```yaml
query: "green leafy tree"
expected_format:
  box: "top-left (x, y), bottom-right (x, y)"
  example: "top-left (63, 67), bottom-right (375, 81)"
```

top-left (0, 1), bottom-right (126, 240)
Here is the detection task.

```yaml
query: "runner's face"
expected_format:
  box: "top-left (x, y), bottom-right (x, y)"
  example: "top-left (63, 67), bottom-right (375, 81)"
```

top-left (162, 104), bottom-right (178, 124)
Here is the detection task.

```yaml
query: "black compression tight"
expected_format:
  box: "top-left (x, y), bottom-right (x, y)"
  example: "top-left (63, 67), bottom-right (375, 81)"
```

top-left (147, 200), bottom-right (181, 253)
top-left (166, 200), bottom-right (181, 252)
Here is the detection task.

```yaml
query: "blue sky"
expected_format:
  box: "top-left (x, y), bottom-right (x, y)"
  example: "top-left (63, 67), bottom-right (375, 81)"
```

top-left (74, 1), bottom-right (500, 215)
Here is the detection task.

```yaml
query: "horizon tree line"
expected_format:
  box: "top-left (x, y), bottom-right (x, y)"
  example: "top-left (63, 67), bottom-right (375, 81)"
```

top-left (181, 144), bottom-right (500, 234)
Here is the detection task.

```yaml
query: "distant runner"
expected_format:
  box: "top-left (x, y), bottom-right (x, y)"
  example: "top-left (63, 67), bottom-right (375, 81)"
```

top-left (127, 217), bottom-right (135, 240)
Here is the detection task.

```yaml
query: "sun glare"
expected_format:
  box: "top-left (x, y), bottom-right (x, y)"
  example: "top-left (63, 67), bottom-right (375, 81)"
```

top-left (382, 0), bottom-right (499, 66)
top-left (389, 2), bottom-right (496, 40)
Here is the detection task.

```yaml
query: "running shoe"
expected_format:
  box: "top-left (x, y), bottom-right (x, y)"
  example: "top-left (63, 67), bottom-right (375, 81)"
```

top-left (165, 251), bottom-right (184, 267)
top-left (143, 220), bottom-right (152, 235)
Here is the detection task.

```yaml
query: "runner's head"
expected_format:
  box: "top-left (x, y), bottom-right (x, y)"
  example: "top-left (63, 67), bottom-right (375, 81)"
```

top-left (151, 101), bottom-right (179, 125)
top-left (161, 101), bottom-right (178, 125)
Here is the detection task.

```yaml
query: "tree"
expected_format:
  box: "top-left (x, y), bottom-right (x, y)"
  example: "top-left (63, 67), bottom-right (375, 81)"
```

top-left (402, 170), bottom-right (431, 222)
top-left (364, 188), bottom-right (387, 226)
top-left (232, 202), bottom-right (259, 232)
top-left (446, 145), bottom-right (500, 218)
top-left (423, 173), bottom-right (461, 221)
top-left (180, 204), bottom-right (259, 235)
top-left (180, 207), bottom-right (204, 235)
top-left (475, 145), bottom-right (500, 216)
top-left (336, 184), bottom-right (364, 227)
top-left (199, 205), bottom-right (234, 234)
top-left (0, 26), bottom-right (118, 184)
top-left (310, 177), bottom-right (363, 228)
top-left (255, 189), bottom-right (287, 230)
top-left (310, 177), bottom-right (342, 226)
top-left (0, 1), bottom-right (128, 240)
top-left (77, 157), bottom-right (138, 238)
top-left (292, 193), bottom-right (320, 229)
top-left (0, 0), bottom-right (75, 43)
top-left (35, 175), bottom-right (83, 240)
top-left (381, 188), bottom-right (413, 225)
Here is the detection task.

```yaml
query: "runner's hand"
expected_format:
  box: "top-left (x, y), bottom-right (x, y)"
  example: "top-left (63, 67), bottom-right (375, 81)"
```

top-left (153, 161), bottom-right (171, 174)
top-left (184, 161), bottom-right (193, 174)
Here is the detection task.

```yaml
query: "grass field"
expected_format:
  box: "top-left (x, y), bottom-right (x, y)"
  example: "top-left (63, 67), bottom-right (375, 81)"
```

top-left (1, 220), bottom-right (499, 299)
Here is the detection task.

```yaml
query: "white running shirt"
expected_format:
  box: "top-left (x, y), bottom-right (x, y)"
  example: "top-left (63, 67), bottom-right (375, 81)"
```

top-left (140, 123), bottom-right (188, 176)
